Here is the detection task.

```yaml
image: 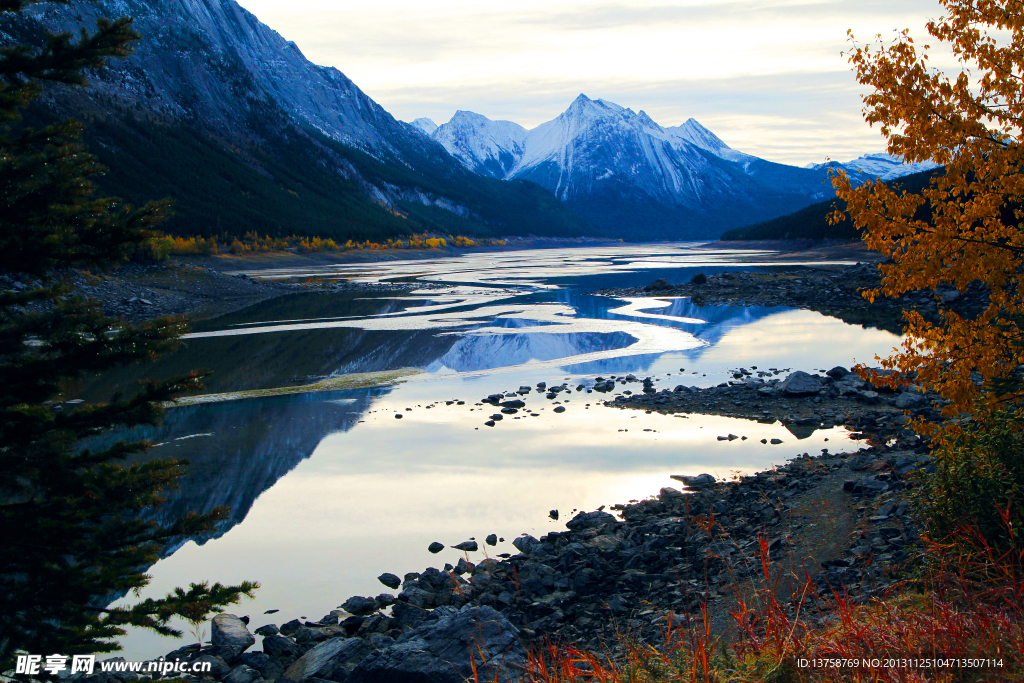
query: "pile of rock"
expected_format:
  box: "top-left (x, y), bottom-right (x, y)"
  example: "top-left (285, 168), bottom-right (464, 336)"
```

top-left (146, 606), bottom-right (523, 683)
top-left (609, 367), bottom-right (943, 447)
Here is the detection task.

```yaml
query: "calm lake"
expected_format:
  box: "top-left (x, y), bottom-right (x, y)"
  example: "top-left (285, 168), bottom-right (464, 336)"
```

top-left (91, 243), bottom-right (901, 659)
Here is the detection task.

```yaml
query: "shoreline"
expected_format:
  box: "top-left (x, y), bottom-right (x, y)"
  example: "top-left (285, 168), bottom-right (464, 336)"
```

top-left (112, 367), bottom-right (935, 683)
top-left (9, 239), bottom-right (886, 327)
top-left (55, 242), bottom-right (955, 680)
top-left (590, 260), bottom-right (989, 335)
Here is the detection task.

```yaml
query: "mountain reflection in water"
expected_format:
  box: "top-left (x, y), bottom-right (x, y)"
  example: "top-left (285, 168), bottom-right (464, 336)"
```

top-left (87, 244), bottom-right (902, 661)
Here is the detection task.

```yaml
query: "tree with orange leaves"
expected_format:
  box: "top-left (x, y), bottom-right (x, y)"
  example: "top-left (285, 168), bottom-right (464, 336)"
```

top-left (835, 0), bottom-right (1024, 554)
top-left (834, 0), bottom-right (1024, 422)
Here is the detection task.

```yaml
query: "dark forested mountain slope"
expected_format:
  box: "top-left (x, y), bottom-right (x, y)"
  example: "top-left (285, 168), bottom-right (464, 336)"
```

top-left (3, 0), bottom-right (592, 240)
top-left (720, 168), bottom-right (943, 240)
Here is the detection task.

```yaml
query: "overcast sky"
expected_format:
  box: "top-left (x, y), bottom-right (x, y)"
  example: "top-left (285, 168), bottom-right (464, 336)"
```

top-left (236, 0), bottom-right (950, 166)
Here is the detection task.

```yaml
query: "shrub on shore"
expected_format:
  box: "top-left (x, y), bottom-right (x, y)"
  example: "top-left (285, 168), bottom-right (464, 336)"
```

top-left (132, 231), bottom-right (501, 260)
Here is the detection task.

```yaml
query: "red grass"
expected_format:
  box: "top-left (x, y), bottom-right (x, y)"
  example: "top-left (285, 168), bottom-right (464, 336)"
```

top-left (516, 517), bottom-right (1024, 682)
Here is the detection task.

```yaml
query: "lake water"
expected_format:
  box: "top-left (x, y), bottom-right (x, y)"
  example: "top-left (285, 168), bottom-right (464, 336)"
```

top-left (93, 243), bottom-right (901, 659)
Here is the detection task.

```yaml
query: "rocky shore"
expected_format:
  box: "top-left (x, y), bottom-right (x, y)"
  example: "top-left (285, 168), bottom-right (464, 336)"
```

top-left (60, 255), bottom-right (954, 682)
top-left (4, 261), bottom-right (427, 324)
top-left (73, 366), bottom-right (940, 683)
top-left (604, 365), bottom-right (941, 449)
top-left (591, 261), bottom-right (989, 333)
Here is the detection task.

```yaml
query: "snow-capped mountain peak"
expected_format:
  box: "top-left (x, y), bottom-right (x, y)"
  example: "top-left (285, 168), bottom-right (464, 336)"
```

top-left (410, 117), bottom-right (438, 135)
top-left (808, 152), bottom-right (939, 181)
top-left (421, 95), bottom-right (868, 238)
top-left (431, 110), bottom-right (528, 178)
top-left (665, 119), bottom-right (750, 163)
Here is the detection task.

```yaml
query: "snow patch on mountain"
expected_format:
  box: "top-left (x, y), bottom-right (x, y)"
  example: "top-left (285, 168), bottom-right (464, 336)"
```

top-left (23, 0), bottom-right (425, 156)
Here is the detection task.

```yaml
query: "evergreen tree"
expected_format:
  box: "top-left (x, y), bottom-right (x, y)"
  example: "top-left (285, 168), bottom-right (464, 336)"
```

top-left (0, 0), bottom-right (256, 670)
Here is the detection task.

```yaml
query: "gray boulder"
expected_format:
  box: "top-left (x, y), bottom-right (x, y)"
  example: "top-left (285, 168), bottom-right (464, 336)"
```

top-left (565, 510), bottom-right (616, 530)
top-left (390, 601), bottom-right (429, 629)
top-left (238, 653), bottom-right (285, 682)
top-left (836, 374), bottom-right (866, 394)
top-left (348, 605), bottom-right (524, 683)
top-left (779, 371), bottom-right (824, 397)
top-left (212, 614), bottom-right (256, 661)
top-left (281, 637), bottom-right (370, 683)
top-left (895, 391), bottom-right (925, 410)
top-left (280, 619), bottom-right (302, 636)
top-left (671, 473), bottom-right (716, 490)
top-left (294, 626), bottom-right (335, 644)
top-left (225, 665), bottom-right (265, 683)
top-left (659, 486), bottom-right (684, 500)
top-left (341, 596), bottom-right (378, 616)
top-left (262, 635), bottom-right (302, 659)
top-left (856, 390), bottom-right (881, 405)
top-left (511, 534), bottom-right (540, 554)
top-left (644, 278), bottom-right (672, 291)
top-left (399, 585), bottom-right (436, 608)
top-left (826, 366), bottom-right (850, 379)
top-left (378, 572), bottom-right (401, 589)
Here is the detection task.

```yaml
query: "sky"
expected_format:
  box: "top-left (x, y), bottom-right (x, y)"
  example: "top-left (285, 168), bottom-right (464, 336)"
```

top-left (235, 0), bottom-right (951, 166)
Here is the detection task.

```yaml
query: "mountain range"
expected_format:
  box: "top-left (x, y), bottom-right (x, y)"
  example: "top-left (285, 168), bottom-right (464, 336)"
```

top-left (3, 0), bottom-right (937, 241)
top-left (413, 98), bottom-right (938, 239)
top-left (807, 153), bottom-right (939, 182)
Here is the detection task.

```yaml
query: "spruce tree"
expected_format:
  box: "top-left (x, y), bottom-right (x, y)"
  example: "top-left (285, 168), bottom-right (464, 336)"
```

top-left (0, 0), bottom-right (257, 670)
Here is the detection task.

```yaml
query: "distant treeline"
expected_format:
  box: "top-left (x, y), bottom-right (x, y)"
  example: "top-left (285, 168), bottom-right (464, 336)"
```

top-left (720, 168), bottom-right (942, 241)
top-left (133, 231), bottom-right (500, 260)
